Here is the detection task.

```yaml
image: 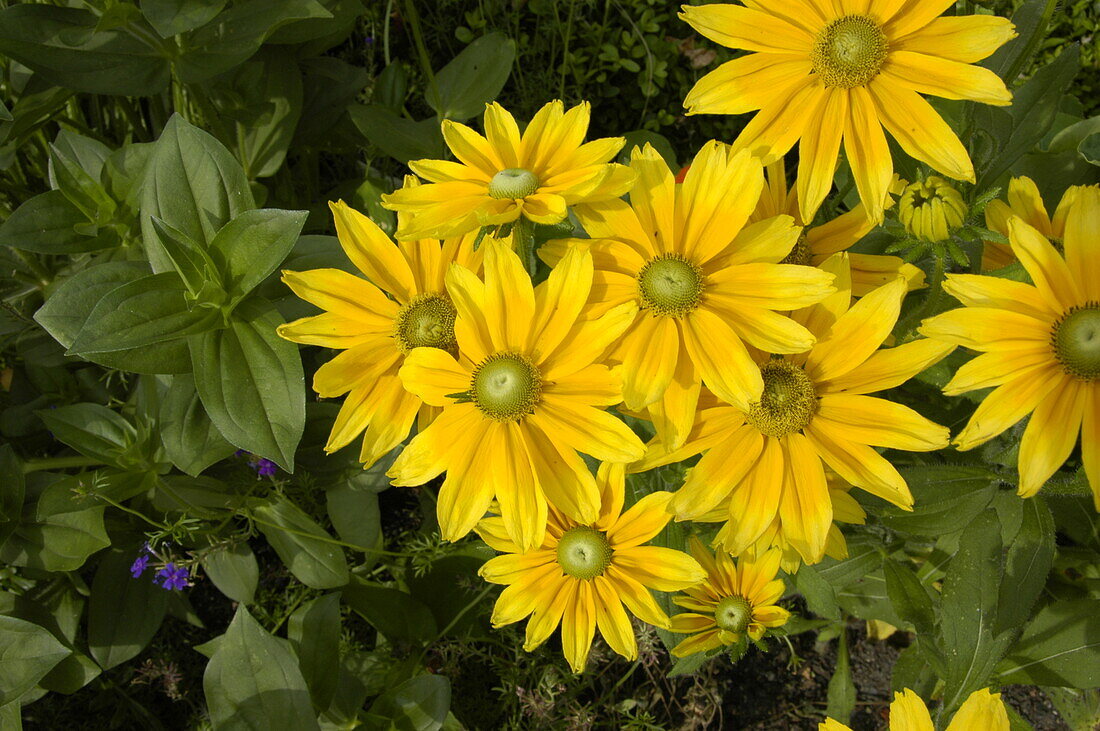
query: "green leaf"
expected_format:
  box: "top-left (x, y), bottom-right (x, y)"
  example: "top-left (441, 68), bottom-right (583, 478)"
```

top-left (190, 300), bottom-right (305, 469)
top-left (48, 140), bottom-right (115, 224)
top-left (159, 374), bottom-right (236, 476)
top-left (0, 444), bottom-right (25, 526)
top-left (202, 542), bottom-right (259, 604)
top-left (252, 496), bottom-right (348, 589)
top-left (882, 558), bottom-right (935, 636)
top-left (68, 272), bottom-right (221, 356)
top-left (406, 554), bottom-right (489, 638)
top-left (0, 191), bottom-right (106, 254)
top-left (0, 5), bottom-right (170, 96)
top-left (1080, 131), bottom-right (1100, 166)
top-left (149, 216), bottom-right (222, 298)
top-left (997, 600), bottom-right (1100, 688)
top-left (88, 550), bottom-right (169, 670)
top-left (142, 0), bottom-right (227, 37)
top-left (203, 606), bottom-right (319, 730)
top-left (825, 628), bottom-right (855, 725)
top-left (36, 403), bottom-right (136, 466)
top-left (0, 478), bottom-right (111, 572)
top-left (209, 209), bottom-right (307, 300)
top-left (102, 142), bottom-right (156, 215)
top-left (288, 593), bottom-right (340, 711)
top-left (342, 581), bottom-right (437, 643)
top-left (348, 104), bottom-right (444, 163)
top-left (794, 564), bottom-right (840, 620)
top-left (426, 33), bottom-right (515, 121)
top-left (939, 509), bottom-right (1013, 713)
top-left (141, 114), bottom-right (255, 272)
top-left (881, 465), bottom-right (999, 535)
top-left (374, 62), bottom-right (408, 110)
top-left (368, 675), bottom-right (451, 731)
top-left (0, 616), bottom-right (71, 706)
top-left (326, 477), bottom-right (382, 552)
top-left (996, 497), bottom-right (1055, 634)
top-left (177, 0), bottom-right (330, 83)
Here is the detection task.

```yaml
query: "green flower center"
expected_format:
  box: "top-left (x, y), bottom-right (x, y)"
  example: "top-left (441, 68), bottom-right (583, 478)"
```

top-left (714, 595), bottom-right (753, 634)
top-left (469, 352), bottom-right (542, 421)
top-left (556, 526), bottom-right (613, 580)
top-left (780, 234), bottom-right (813, 266)
top-left (1052, 305), bottom-right (1100, 380)
top-left (488, 168), bottom-right (540, 199)
top-left (745, 360), bottom-right (817, 438)
top-left (637, 254), bottom-right (705, 317)
top-left (393, 293), bottom-right (458, 353)
top-left (898, 176), bottom-right (968, 243)
top-left (811, 15), bottom-right (889, 88)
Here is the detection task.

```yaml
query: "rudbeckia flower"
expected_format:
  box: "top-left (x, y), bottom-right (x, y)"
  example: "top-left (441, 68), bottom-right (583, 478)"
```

top-left (634, 254), bottom-right (953, 563)
top-left (381, 100), bottom-right (635, 240)
top-left (982, 177), bottom-right (1092, 271)
top-left (752, 159), bottom-right (923, 296)
top-left (390, 237), bottom-right (645, 550)
top-left (680, 0), bottom-right (1015, 223)
top-left (543, 142), bottom-right (835, 449)
top-left (277, 197), bottom-right (480, 468)
top-left (821, 687), bottom-right (1009, 730)
top-left (669, 538), bottom-right (789, 657)
top-left (921, 186), bottom-right (1100, 508)
top-left (476, 464), bottom-right (706, 673)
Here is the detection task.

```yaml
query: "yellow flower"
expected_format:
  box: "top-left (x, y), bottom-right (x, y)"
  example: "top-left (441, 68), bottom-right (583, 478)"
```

top-left (920, 186), bottom-right (1100, 507)
top-left (381, 100), bottom-right (635, 240)
top-left (669, 538), bottom-right (790, 657)
top-left (476, 463), bottom-right (706, 673)
top-left (753, 159), bottom-right (924, 296)
top-left (982, 177), bottom-right (1093, 271)
top-left (897, 176), bottom-right (967, 242)
top-left (821, 687), bottom-right (1009, 730)
top-left (680, 1), bottom-right (1014, 223)
top-left (632, 254), bottom-right (953, 564)
top-left (542, 142), bottom-right (835, 450)
top-left (277, 199), bottom-right (479, 468)
top-left (388, 236), bottom-right (645, 550)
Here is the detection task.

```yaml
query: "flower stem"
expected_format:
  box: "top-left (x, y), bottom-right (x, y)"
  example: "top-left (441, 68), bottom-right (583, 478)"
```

top-left (22, 455), bottom-right (106, 474)
top-left (513, 217), bottom-right (537, 278)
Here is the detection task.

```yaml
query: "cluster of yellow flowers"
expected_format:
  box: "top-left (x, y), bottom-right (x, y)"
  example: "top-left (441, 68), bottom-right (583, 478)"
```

top-left (277, 0), bottom-right (1098, 699)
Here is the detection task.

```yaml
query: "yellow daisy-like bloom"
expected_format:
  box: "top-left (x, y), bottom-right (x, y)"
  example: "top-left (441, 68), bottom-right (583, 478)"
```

top-left (381, 100), bottom-right (635, 240)
top-left (277, 199), bottom-right (479, 468)
top-left (389, 236), bottom-right (645, 550)
top-left (544, 142), bottom-right (835, 450)
top-left (753, 159), bottom-right (924, 296)
top-left (476, 464), bottom-right (706, 673)
top-left (632, 254), bottom-right (953, 563)
top-left (669, 537), bottom-right (790, 657)
top-left (897, 176), bottom-right (968, 243)
top-left (982, 177), bottom-right (1094, 271)
top-left (920, 186), bottom-right (1100, 508)
top-left (821, 687), bottom-right (1009, 730)
top-left (680, 0), bottom-right (1015, 224)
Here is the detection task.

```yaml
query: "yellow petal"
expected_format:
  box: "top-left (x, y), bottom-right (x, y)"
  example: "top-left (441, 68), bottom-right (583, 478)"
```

top-left (324, 385), bottom-right (376, 453)
top-left (474, 515), bottom-right (521, 553)
top-left (715, 215), bottom-right (801, 267)
top-left (533, 242), bottom-right (592, 357)
top-left (804, 423), bottom-right (913, 509)
top-left (669, 613), bottom-right (716, 634)
top-left (523, 578), bottom-right (575, 651)
top-left (592, 576), bottom-right (638, 661)
top-left (918, 307), bottom-right (1050, 352)
top-left (796, 88), bottom-right (846, 223)
top-left (720, 436), bottom-right (784, 554)
top-left (678, 5), bottom-right (814, 53)
top-left (445, 262), bottom-right (493, 362)
top-left (941, 273), bottom-right (1054, 319)
top-left (531, 396), bottom-right (644, 463)
top-left (541, 301), bottom-right (639, 380)
top-left (482, 236), bottom-right (535, 351)
top-left (844, 85), bottom-right (892, 223)
top-left (1017, 379), bottom-right (1084, 497)
top-left (520, 192), bottom-right (568, 224)
top-left (678, 144), bottom-right (764, 264)
top-left (883, 0), bottom-right (955, 39)
top-left (893, 16), bottom-right (1016, 63)
top-left (398, 347), bottom-right (470, 407)
top-left (607, 491), bottom-right (674, 548)
top-left (619, 315), bottom-right (679, 410)
top-left (571, 201), bottom-right (654, 262)
top-left (490, 563), bottom-right (562, 626)
top-left (716, 304), bottom-right (819, 354)
top-left (357, 385), bottom-right (421, 469)
top-left (1007, 176), bottom-right (1053, 234)
top-left (635, 402), bottom-right (743, 473)
top-left (277, 313), bottom-right (382, 349)
top-left (479, 550), bottom-right (556, 585)
top-left (524, 421), bottom-right (601, 526)
top-left (408, 158), bottom-right (487, 183)
top-left (887, 688), bottom-right (935, 731)
top-left (869, 77), bottom-right (974, 182)
top-left (612, 546), bottom-right (706, 591)
top-left (674, 425), bottom-right (765, 519)
top-left (482, 102), bottom-right (521, 169)
top-left (778, 433), bottom-right (832, 563)
top-left (547, 364), bottom-right (622, 406)
top-left (1083, 386), bottom-right (1100, 510)
top-left (682, 308), bottom-right (763, 411)
top-left (671, 628), bottom-right (725, 658)
top-left (945, 688), bottom-right (1010, 731)
top-left (819, 719), bottom-right (855, 731)
top-left (942, 346), bottom-right (1053, 396)
top-left (628, 144), bottom-right (677, 255)
top-left (806, 276), bottom-right (907, 382)
top-left (684, 53), bottom-right (812, 115)
top-left (280, 268), bottom-right (398, 325)
top-left (814, 394), bottom-right (950, 451)
top-left (330, 201), bottom-right (417, 301)
top-left (821, 338), bottom-right (955, 395)
top-left (523, 101), bottom-right (590, 175)
top-left (730, 76), bottom-right (821, 164)
top-left (388, 403), bottom-right (483, 486)
top-left (494, 424), bottom-right (548, 552)
top-left (648, 352), bottom-right (701, 450)
top-left (562, 582), bottom-right (597, 673)
top-left (1008, 217), bottom-right (1081, 312)
top-left (433, 421), bottom-right (498, 542)
top-left (1063, 185), bottom-right (1100, 302)
top-left (954, 366), bottom-right (1063, 450)
top-left (606, 566), bottom-right (669, 628)
top-left (883, 52), bottom-right (1012, 105)
top-left (441, 119), bottom-right (502, 176)
top-left (707, 262), bottom-right (836, 310)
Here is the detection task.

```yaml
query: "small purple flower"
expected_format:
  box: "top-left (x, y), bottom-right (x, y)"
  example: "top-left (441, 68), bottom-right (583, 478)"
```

top-left (254, 458), bottom-right (277, 477)
top-left (130, 554), bottom-right (150, 578)
top-left (234, 449), bottom-right (247, 458)
top-left (156, 563), bottom-right (190, 591)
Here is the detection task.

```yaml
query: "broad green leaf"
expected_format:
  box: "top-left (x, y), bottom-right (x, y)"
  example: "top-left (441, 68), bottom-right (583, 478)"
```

top-left (621, 130), bottom-right (677, 168)
top-left (48, 139), bottom-right (115, 223)
top-left (0, 477), bottom-right (110, 573)
top-left (149, 216), bottom-right (222, 298)
top-left (425, 33), bottom-right (515, 122)
top-left (0, 616), bottom-right (71, 706)
top-left (326, 478), bottom-right (381, 552)
top-left (141, 114), bottom-right (255, 272)
top-left (88, 550), bottom-right (169, 670)
top-left (177, 0), bottom-right (330, 83)
top-left (102, 142), bottom-right (156, 215)
top-left (190, 300), bottom-right (305, 468)
top-left (265, 0), bottom-right (362, 46)
top-left (825, 628), bottom-right (855, 724)
top-left (815, 541), bottom-right (882, 589)
top-left (997, 600), bottom-right (1100, 688)
top-left (68, 272), bottom-right (221, 355)
top-left (342, 581), bottom-right (436, 643)
top-left (348, 104), bottom-right (444, 163)
top-left (406, 554), bottom-right (488, 638)
top-left (142, 0), bottom-right (227, 37)
top-left (159, 374), bottom-right (235, 476)
top-left (939, 509), bottom-right (1013, 713)
top-left (891, 643), bottom-right (937, 697)
top-left (0, 191), bottom-right (105, 254)
top-left (296, 57), bottom-right (369, 144)
top-left (0, 6), bottom-right (169, 96)
top-left (368, 675), bottom-right (450, 731)
top-left (203, 606), bottom-right (319, 730)
top-left (996, 497), bottom-right (1055, 634)
top-left (209, 208), bottom-right (307, 300)
top-left (49, 130), bottom-right (111, 183)
top-left (883, 558), bottom-right (936, 636)
top-left (881, 465), bottom-right (999, 535)
top-left (252, 496), bottom-right (348, 589)
top-left (202, 542), bottom-right (259, 604)
top-left (288, 593), bottom-right (340, 711)
top-left (982, 0), bottom-right (1057, 85)
top-left (794, 564), bottom-right (840, 620)
top-left (1080, 132), bottom-right (1100, 167)
top-left (36, 403), bottom-right (136, 467)
top-left (374, 62), bottom-right (409, 110)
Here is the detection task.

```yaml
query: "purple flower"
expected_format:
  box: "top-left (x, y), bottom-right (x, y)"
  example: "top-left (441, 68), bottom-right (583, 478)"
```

top-left (130, 554), bottom-right (150, 578)
top-left (254, 458), bottom-right (277, 477)
top-left (155, 563), bottom-right (190, 591)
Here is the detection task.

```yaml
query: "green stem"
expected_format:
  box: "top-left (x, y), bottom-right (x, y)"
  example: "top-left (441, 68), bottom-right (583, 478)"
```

top-left (22, 455), bottom-right (106, 474)
top-left (401, 0), bottom-right (439, 115)
top-left (415, 584), bottom-right (493, 664)
top-left (898, 248), bottom-right (947, 341)
top-left (11, 249), bottom-right (52, 289)
top-left (95, 493), bottom-right (171, 531)
top-left (248, 515), bottom-right (416, 558)
top-left (513, 217), bottom-right (537, 278)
